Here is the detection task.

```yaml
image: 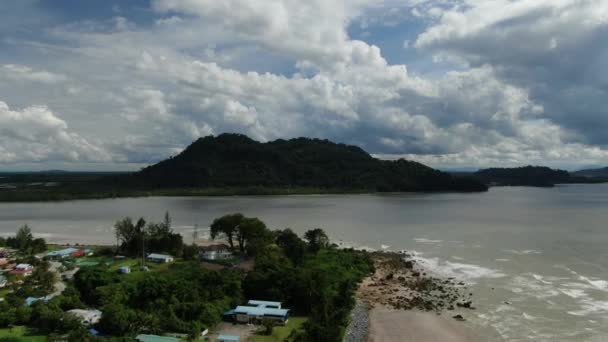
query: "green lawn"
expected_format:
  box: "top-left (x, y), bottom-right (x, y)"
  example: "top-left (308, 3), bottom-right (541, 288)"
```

top-left (248, 317), bottom-right (307, 342)
top-left (0, 326), bottom-right (45, 341)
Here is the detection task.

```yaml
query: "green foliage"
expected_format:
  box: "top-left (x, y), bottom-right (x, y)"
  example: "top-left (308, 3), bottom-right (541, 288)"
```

top-left (182, 244), bottom-right (199, 261)
top-left (5, 225), bottom-right (47, 255)
top-left (125, 133), bottom-right (488, 192)
top-left (276, 229), bottom-right (307, 265)
top-left (94, 262), bottom-right (243, 336)
top-left (73, 267), bottom-right (120, 306)
top-left (303, 229), bottom-right (329, 253)
top-left (114, 213), bottom-right (184, 257)
top-left (211, 213), bottom-right (273, 255)
top-left (474, 166), bottom-right (574, 187)
top-left (244, 225), bottom-right (373, 342)
top-left (210, 213), bottom-right (243, 250)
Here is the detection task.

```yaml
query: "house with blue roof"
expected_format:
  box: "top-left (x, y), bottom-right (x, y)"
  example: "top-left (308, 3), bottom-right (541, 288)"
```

top-left (223, 299), bottom-right (289, 325)
top-left (218, 335), bottom-right (240, 342)
top-left (47, 247), bottom-right (79, 258)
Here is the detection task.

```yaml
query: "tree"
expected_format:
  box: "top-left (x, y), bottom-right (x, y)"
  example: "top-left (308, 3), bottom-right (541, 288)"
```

top-left (15, 225), bottom-right (33, 252)
top-left (182, 244), bottom-right (199, 261)
top-left (236, 217), bottom-right (270, 254)
top-left (30, 238), bottom-right (47, 254)
top-left (210, 213), bottom-right (244, 250)
top-left (276, 229), bottom-right (307, 265)
top-left (304, 228), bottom-right (329, 253)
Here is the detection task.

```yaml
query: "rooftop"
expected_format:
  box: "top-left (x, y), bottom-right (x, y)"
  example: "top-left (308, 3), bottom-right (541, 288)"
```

top-left (247, 300), bottom-right (281, 308)
top-left (233, 305), bottom-right (289, 317)
top-left (147, 253), bottom-right (173, 259)
top-left (135, 334), bottom-right (179, 342)
top-left (47, 248), bottom-right (79, 256)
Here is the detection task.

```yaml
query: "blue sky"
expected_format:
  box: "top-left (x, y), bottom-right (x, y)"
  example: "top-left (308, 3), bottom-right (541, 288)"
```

top-left (1, 0), bottom-right (608, 171)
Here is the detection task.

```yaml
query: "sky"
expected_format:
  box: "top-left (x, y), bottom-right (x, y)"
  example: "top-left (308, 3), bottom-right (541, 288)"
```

top-left (1, 0), bottom-right (608, 171)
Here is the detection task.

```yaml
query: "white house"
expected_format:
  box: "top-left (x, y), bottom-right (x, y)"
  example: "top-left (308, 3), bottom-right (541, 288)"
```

top-left (0, 275), bottom-right (7, 288)
top-left (147, 253), bottom-right (174, 263)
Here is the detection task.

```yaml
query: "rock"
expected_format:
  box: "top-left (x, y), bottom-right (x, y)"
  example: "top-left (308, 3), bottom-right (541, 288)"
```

top-left (404, 260), bottom-right (414, 269)
top-left (386, 273), bottom-right (394, 280)
top-left (453, 314), bottom-right (466, 321)
top-left (504, 301), bottom-right (512, 305)
top-left (412, 271), bottom-right (420, 277)
top-left (397, 276), bottom-right (405, 281)
top-left (457, 301), bottom-right (472, 308)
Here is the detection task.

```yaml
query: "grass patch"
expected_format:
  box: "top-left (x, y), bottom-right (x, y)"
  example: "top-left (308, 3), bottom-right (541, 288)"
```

top-left (248, 317), bottom-right (307, 342)
top-left (0, 325), bottom-right (45, 341)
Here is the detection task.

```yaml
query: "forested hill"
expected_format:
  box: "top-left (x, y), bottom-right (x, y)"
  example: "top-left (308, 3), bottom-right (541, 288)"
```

top-left (119, 134), bottom-right (487, 192)
top-left (473, 166), bottom-right (599, 187)
top-left (572, 167), bottom-right (608, 178)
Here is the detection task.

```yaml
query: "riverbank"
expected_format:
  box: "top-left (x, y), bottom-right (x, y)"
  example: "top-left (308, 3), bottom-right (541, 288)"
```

top-left (354, 252), bottom-right (496, 342)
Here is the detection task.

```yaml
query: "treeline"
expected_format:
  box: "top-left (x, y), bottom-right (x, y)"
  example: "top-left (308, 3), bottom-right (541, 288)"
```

top-left (0, 225), bottom-right (47, 255)
top-left (113, 212), bottom-right (185, 258)
top-left (473, 166), bottom-right (605, 187)
top-left (115, 133), bottom-right (487, 192)
top-left (6, 213), bottom-right (372, 341)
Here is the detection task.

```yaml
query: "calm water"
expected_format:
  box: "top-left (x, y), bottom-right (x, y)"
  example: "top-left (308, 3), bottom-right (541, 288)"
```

top-left (1, 184), bottom-right (608, 341)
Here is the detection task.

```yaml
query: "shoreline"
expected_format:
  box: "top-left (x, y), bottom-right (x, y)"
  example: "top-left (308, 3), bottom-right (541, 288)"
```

top-left (351, 251), bottom-right (500, 342)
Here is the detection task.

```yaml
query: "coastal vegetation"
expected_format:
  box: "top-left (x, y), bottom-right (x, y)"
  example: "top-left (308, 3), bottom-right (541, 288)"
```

top-left (0, 214), bottom-right (373, 341)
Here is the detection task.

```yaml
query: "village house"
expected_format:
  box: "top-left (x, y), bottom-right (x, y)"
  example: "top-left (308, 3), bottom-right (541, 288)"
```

top-left (223, 300), bottom-right (289, 325)
top-left (10, 263), bottom-right (33, 276)
top-left (135, 334), bottom-right (179, 342)
top-left (47, 247), bottom-right (80, 259)
top-left (0, 274), bottom-right (7, 288)
top-left (218, 335), bottom-right (240, 342)
top-left (147, 253), bottom-right (174, 263)
top-left (200, 244), bottom-right (233, 261)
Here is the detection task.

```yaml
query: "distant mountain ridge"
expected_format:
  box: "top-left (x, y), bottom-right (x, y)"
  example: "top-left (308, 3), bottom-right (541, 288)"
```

top-left (572, 167), bottom-right (608, 178)
top-left (473, 166), bottom-right (606, 187)
top-left (120, 133), bottom-right (488, 193)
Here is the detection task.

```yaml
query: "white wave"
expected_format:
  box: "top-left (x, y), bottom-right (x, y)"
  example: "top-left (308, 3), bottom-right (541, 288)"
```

top-left (412, 255), bottom-right (506, 281)
top-left (413, 238), bottom-right (443, 244)
top-left (380, 244), bottom-right (391, 250)
top-left (504, 249), bottom-right (542, 255)
top-left (578, 275), bottom-right (608, 291)
top-left (495, 258), bottom-right (510, 262)
top-left (560, 288), bottom-right (587, 299)
top-left (451, 256), bottom-right (464, 260)
top-left (567, 300), bottom-right (608, 316)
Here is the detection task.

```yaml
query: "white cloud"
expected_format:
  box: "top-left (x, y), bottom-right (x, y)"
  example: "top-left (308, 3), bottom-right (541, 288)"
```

top-left (0, 0), bottom-right (608, 170)
top-left (0, 101), bottom-right (111, 163)
top-left (1, 64), bottom-right (67, 84)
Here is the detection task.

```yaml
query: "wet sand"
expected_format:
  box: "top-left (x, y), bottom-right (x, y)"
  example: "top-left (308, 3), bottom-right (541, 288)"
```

top-left (368, 307), bottom-right (479, 342)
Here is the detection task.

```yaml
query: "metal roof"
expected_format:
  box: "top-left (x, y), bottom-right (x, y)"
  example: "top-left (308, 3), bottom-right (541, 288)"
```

top-left (47, 248), bottom-right (79, 256)
top-left (135, 334), bottom-right (179, 342)
top-left (147, 253), bottom-right (173, 259)
top-left (247, 300), bottom-right (281, 308)
top-left (233, 306), bottom-right (289, 317)
top-left (218, 335), bottom-right (240, 341)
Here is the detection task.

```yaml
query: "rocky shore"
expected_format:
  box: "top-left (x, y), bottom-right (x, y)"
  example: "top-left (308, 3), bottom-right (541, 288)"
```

top-left (349, 251), bottom-right (482, 341)
top-left (344, 300), bottom-right (369, 342)
top-left (358, 251), bottom-right (476, 315)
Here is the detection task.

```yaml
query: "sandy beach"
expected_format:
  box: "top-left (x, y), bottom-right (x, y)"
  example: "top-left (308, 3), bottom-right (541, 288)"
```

top-left (353, 252), bottom-right (499, 342)
top-left (368, 307), bottom-right (479, 342)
